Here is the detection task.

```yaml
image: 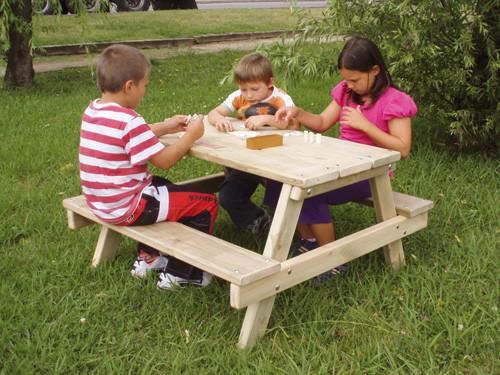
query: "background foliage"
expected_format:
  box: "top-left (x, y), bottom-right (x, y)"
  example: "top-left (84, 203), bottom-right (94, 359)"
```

top-left (265, 0), bottom-right (499, 151)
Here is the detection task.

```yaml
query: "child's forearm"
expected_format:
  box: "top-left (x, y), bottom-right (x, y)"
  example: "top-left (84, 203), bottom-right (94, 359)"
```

top-left (296, 109), bottom-right (329, 132)
top-left (152, 133), bottom-right (197, 170)
top-left (208, 109), bottom-right (225, 125)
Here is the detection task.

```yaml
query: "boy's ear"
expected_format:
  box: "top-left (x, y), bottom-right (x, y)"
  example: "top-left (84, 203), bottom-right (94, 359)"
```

top-left (123, 79), bottom-right (134, 93)
top-left (268, 77), bottom-right (275, 87)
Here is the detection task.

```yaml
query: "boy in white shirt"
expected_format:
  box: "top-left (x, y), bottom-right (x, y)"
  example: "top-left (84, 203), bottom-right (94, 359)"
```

top-left (208, 52), bottom-right (297, 233)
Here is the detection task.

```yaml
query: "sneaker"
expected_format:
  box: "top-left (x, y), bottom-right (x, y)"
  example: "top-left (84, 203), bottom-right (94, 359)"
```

top-left (130, 250), bottom-right (169, 279)
top-left (156, 271), bottom-right (213, 290)
top-left (245, 212), bottom-right (272, 234)
top-left (290, 238), bottom-right (319, 257)
top-left (290, 239), bottom-right (349, 282)
top-left (315, 264), bottom-right (349, 283)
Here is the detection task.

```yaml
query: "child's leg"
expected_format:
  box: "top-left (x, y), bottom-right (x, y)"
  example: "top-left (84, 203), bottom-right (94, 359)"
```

top-left (298, 222), bottom-right (335, 245)
top-left (123, 176), bottom-right (218, 284)
top-left (219, 168), bottom-right (268, 231)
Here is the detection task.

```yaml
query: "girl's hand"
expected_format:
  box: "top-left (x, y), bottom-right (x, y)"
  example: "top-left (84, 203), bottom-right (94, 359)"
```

top-left (214, 117), bottom-right (234, 132)
top-left (340, 106), bottom-right (371, 131)
top-left (275, 106), bottom-right (300, 124)
top-left (245, 115), bottom-right (270, 130)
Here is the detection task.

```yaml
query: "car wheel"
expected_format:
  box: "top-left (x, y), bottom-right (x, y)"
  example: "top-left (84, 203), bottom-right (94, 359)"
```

top-left (84, 0), bottom-right (110, 12)
top-left (32, 0), bottom-right (54, 15)
top-left (152, 0), bottom-right (197, 10)
top-left (119, 0), bottom-right (151, 11)
top-left (176, 0), bottom-right (197, 9)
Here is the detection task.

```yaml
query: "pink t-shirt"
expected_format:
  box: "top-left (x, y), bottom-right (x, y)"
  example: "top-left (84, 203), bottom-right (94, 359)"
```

top-left (332, 81), bottom-right (418, 146)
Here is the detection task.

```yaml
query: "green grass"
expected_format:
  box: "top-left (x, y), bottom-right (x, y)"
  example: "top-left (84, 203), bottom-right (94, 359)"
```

top-left (1, 50), bottom-right (498, 374)
top-left (33, 8), bottom-right (322, 46)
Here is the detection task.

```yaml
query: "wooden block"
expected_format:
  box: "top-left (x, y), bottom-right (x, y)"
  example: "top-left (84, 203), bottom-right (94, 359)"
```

top-left (246, 134), bottom-right (283, 150)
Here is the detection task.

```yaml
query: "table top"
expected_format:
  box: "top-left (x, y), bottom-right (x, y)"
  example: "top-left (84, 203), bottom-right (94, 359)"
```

top-left (159, 118), bottom-right (400, 189)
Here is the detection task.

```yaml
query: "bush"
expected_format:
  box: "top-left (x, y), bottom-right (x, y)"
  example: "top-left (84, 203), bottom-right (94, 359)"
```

top-left (265, 0), bottom-right (499, 151)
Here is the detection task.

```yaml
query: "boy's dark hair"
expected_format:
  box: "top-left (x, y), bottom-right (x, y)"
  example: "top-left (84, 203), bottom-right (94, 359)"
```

top-left (234, 53), bottom-right (274, 84)
top-left (337, 36), bottom-right (393, 104)
top-left (96, 44), bottom-right (151, 93)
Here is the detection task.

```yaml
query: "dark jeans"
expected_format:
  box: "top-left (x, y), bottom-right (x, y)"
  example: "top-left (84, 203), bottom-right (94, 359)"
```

top-left (218, 168), bottom-right (266, 229)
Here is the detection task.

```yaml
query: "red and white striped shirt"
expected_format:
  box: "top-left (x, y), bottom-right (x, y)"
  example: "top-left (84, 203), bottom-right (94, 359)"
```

top-left (79, 100), bottom-right (164, 223)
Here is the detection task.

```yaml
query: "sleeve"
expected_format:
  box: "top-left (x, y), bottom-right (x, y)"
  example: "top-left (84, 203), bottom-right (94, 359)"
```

top-left (222, 89), bottom-right (241, 113)
top-left (382, 91), bottom-right (418, 121)
top-left (331, 80), bottom-right (349, 106)
top-left (125, 116), bottom-right (165, 166)
top-left (283, 93), bottom-right (295, 107)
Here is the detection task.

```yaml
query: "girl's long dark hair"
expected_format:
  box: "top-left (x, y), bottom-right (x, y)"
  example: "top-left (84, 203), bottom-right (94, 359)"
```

top-left (337, 36), bottom-right (394, 105)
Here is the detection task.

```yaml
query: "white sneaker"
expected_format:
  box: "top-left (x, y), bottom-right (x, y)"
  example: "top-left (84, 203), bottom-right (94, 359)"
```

top-left (156, 271), bottom-right (213, 290)
top-left (131, 253), bottom-right (169, 279)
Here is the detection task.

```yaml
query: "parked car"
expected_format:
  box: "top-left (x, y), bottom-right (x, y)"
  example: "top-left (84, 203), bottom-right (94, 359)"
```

top-left (32, 0), bottom-right (196, 14)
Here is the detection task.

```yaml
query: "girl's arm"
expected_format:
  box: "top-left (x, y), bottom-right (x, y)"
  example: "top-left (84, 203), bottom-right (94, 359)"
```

top-left (341, 107), bottom-right (412, 158)
top-left (275, 100), bottom-right (341, 133)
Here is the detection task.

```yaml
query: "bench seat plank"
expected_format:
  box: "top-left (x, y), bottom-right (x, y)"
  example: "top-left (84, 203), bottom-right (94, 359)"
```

top-left (63, 196), bottom-right (280, 286)
top-left (358, 191), bottom-right (434, 218)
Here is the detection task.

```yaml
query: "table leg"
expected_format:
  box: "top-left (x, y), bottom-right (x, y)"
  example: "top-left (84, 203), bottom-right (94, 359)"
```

top-left (92, 226), bottom-right (121, 267)
top-left (369, 174), bottom-right (405, 270)
top-left (238, 184), bottom-right (303, 348)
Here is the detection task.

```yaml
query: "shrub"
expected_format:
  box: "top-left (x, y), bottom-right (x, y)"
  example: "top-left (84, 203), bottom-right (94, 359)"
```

top-left (265, 0), bottom-right (499, 151)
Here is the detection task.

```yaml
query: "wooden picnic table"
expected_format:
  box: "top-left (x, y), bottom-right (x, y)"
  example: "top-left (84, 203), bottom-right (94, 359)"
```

top-left (156, 118), bottom-right (431, 348)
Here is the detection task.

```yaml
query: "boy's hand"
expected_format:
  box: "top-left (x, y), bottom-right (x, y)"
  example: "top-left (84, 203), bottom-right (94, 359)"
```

top-left (214, 117), bottom-right (234, 132)
top-left (244, 115), bottom-right (271, 130)
top-left (184, 114), bottom-right (204, 141)
top-left (164, 115), bottom-right (189, 133)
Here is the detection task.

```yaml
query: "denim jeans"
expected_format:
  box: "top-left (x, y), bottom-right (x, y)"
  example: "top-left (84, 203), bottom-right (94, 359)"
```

top-left (218, 168), bottom-right (266, 229)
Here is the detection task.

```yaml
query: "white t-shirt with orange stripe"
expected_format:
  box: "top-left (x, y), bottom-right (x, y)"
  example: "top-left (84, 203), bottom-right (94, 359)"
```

top-left (79, 100), bottom-right (165, 224)
top-left (223, 86), bottom-right (294, 119)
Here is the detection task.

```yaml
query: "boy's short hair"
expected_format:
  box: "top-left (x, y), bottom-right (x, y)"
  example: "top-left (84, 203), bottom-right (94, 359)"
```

top-left (96, 44), bottom-right (151, 93)
top-left (233, 53), bottom-right (274, 84)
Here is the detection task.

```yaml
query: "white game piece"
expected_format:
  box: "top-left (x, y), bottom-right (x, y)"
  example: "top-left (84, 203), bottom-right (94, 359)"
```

top-left (303, 130), bottom-right (309, 141)
top-left (315, 133), bottom-right (322, 144)
top-left (308, 132), bottom-right (315, 143)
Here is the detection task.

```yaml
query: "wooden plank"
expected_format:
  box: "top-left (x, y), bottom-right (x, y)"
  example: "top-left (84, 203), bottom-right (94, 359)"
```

top-left (238, 184), bottom-right (303, 348)
top-left (67, 210), bottom-right (95, 230)
top-left (63, 196), bottom-right (280, 286)
top-left (290, 165), bottom-right (390, 201)
top-left (369, 174), bottom-right (405, 270)
top-left (159, 119), bottom-right (398, 189)
top-left (92, 226), bottom-right (121, 267)
top-left (231, 212), bottom-right (429, 309)
top-left (358, 192), bottom-right (434, 218)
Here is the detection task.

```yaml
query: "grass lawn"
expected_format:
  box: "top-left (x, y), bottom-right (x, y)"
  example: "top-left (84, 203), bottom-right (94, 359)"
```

top-left (0, 50), bottom-right (498, 374)
top-left (33, 8), bottom-right (322, 46)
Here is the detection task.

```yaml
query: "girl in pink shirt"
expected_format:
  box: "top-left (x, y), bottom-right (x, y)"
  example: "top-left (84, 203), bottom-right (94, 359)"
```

top-left (273, 36), bottom-right (417, 281)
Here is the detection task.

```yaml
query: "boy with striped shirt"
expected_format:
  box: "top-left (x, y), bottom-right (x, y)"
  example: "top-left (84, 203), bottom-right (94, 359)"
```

top-left (79, 44), bottom-right (218, 289)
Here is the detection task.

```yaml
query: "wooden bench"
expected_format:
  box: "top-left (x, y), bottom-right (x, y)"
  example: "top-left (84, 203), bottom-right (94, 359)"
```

top-left (63, 194), bottom-right (280, 286)
top-left (357, 191), bottom-right (434, 218)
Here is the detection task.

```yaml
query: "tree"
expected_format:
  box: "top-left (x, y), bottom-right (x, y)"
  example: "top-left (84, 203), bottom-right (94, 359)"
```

top-left (265, 0), bottom-right (499, 150)
top-left (1, 0), bottom-right (34, 88)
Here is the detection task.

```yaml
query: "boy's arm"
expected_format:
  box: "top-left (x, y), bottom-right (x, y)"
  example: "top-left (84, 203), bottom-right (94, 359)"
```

top-left (149, 115), bottom-right (188, 137)
top-left (150, 115), bottom-right (204, 170)
top-left (208, 105), bottom-right (234, 132)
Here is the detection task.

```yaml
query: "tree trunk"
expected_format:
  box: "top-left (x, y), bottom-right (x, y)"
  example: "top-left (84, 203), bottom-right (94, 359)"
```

top-left (4, 0), bottom-right (34, 89)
